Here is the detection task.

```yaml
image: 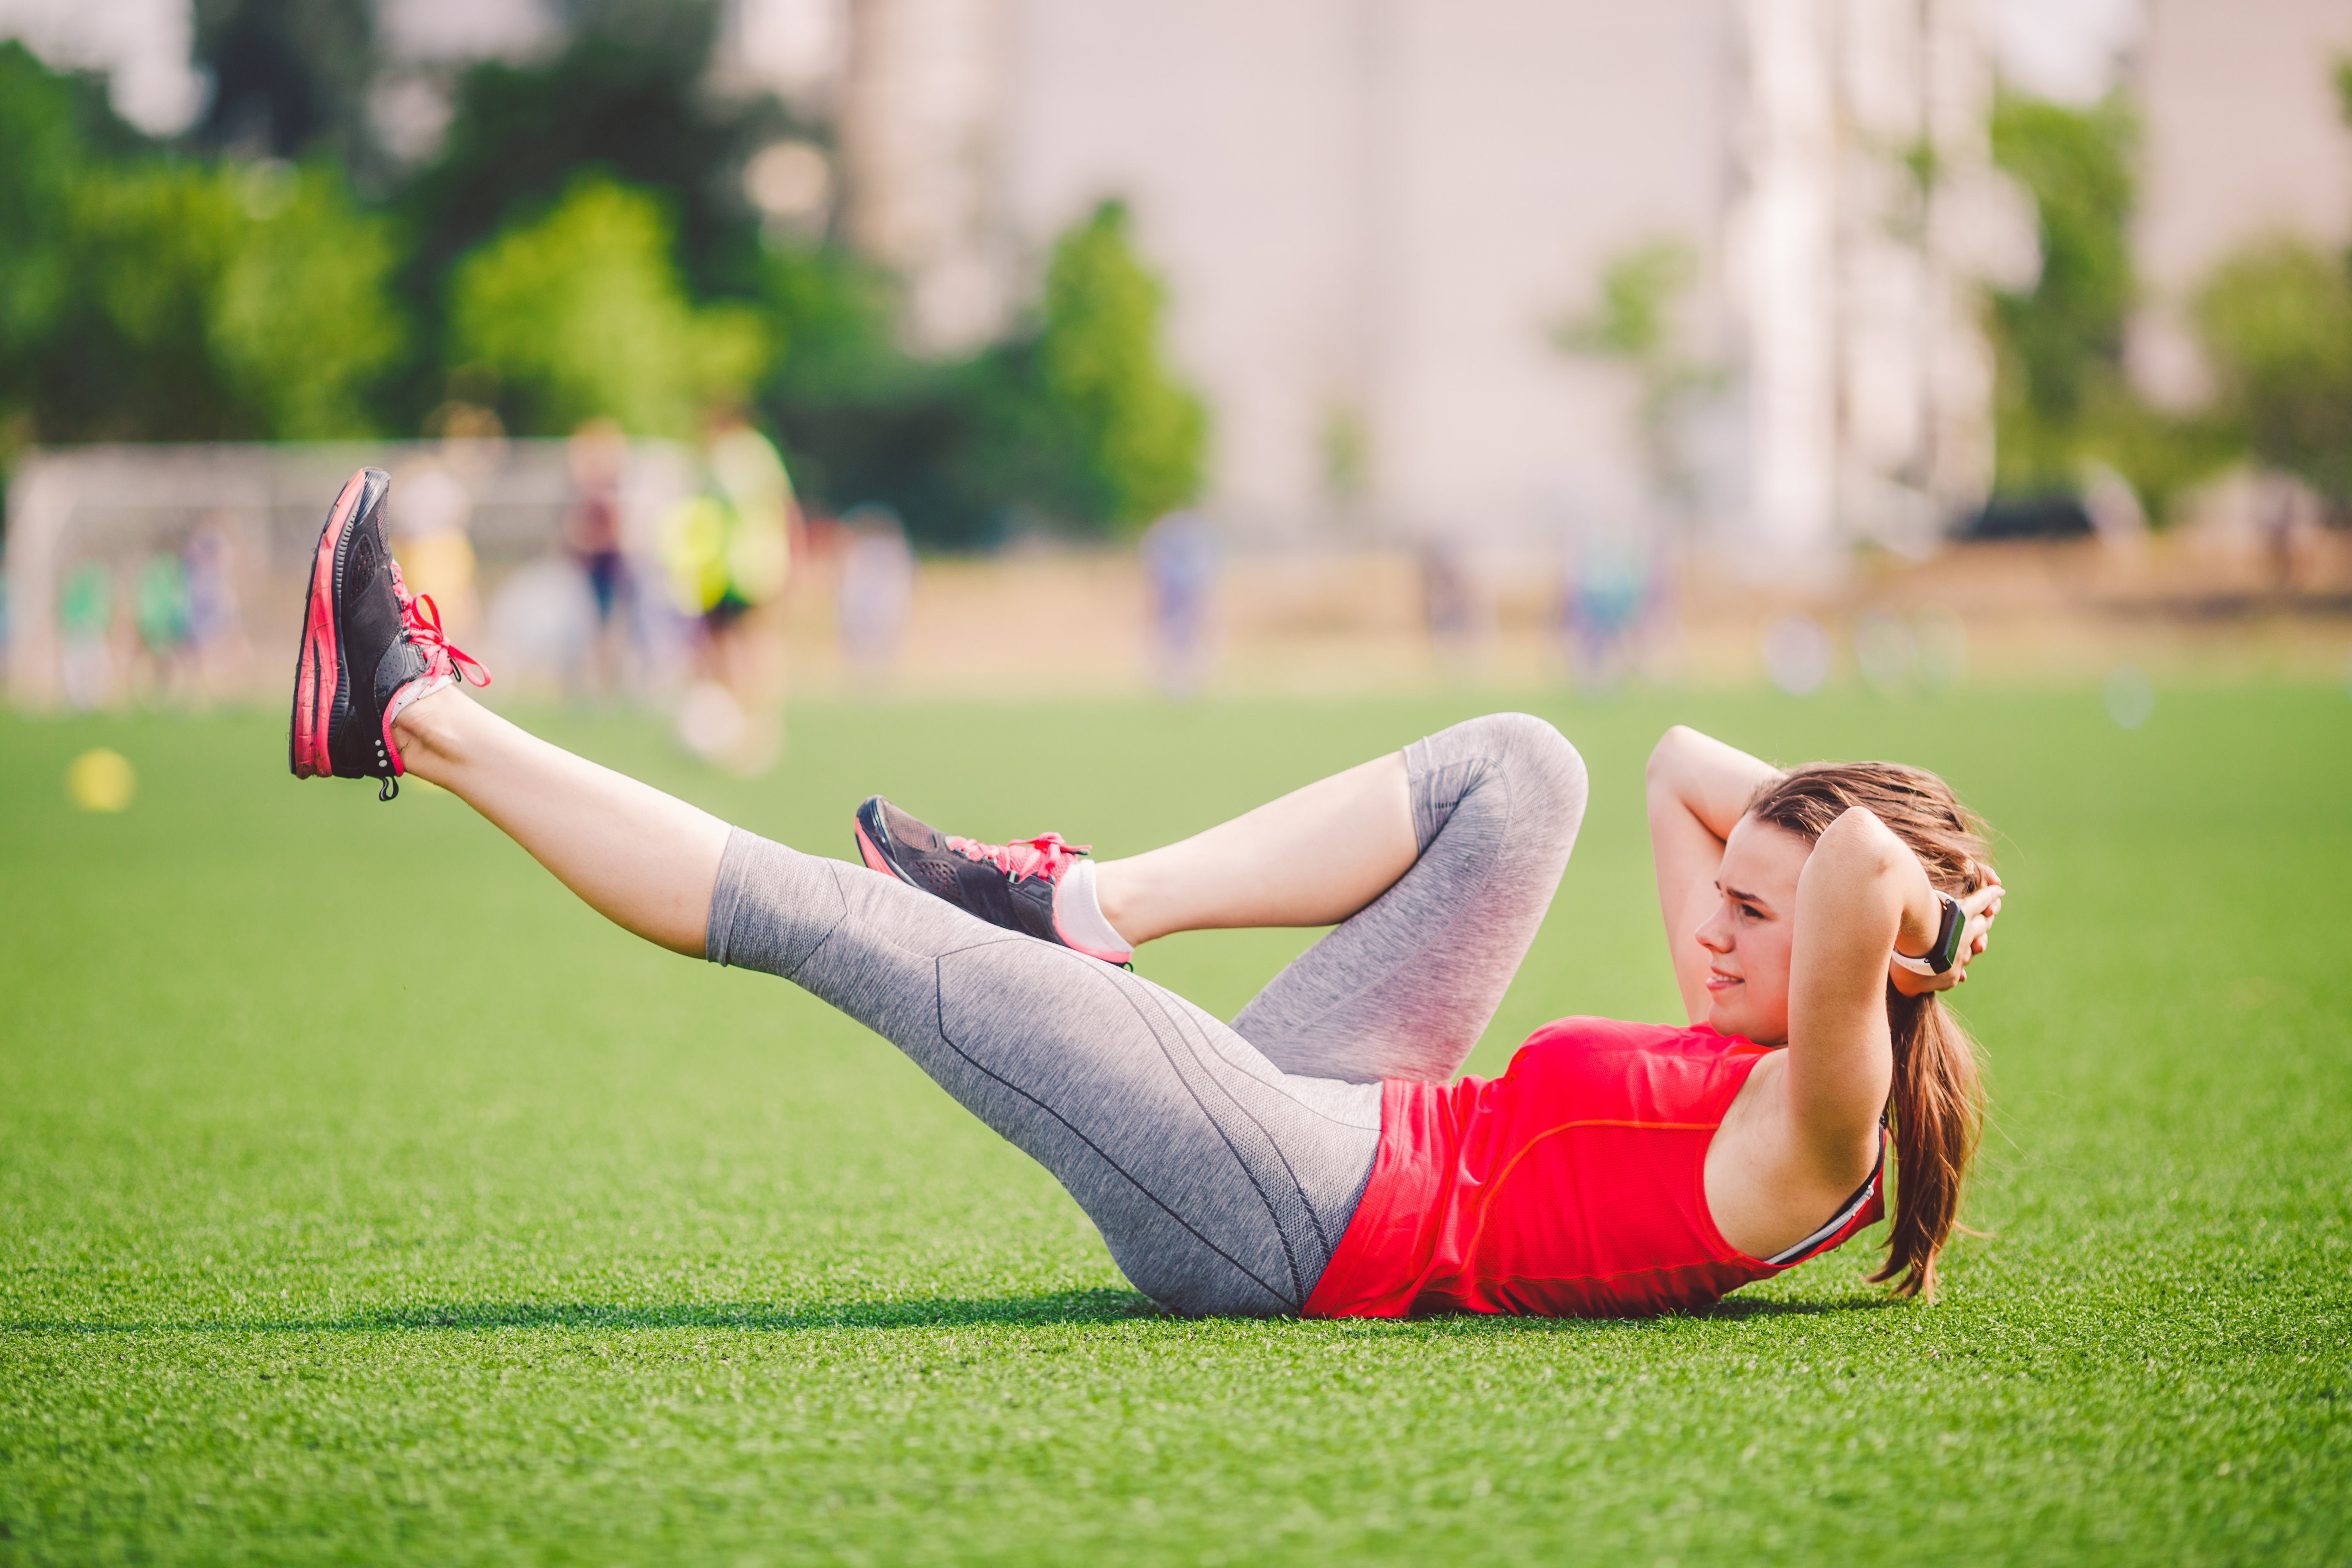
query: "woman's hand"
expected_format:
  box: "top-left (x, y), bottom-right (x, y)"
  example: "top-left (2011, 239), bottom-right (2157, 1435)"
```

top-left (1888, 871), bottom-right (2004, 997)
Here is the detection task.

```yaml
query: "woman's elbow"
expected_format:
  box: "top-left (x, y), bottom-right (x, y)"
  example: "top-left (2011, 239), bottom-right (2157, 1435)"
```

top-left (1814, 807), bottom-right (1903, 878)
top-left (1646, 725), bottom-right (1701, 787)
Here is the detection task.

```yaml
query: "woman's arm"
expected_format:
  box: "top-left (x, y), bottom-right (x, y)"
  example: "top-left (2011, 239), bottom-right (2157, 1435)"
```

top-left (1780, 808), bottom-right (1934, 1169)
top-left (1785, 809), bottom-right (2001, 1170)
top-left (1646, 726), bottom-right (1781, 1024)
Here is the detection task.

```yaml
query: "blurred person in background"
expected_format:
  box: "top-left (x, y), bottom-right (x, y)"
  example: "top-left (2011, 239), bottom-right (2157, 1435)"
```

top-left (1140, 509), bottom-right (1218, 698)
top-left (835, 503), bottom-right (915, 682)
top-left (1558, 524), bottom-right (1662, 688)
top-left (657, 409), bottom-right (795, 773)
top-left (390, 463), bottom-right (481, 646)
top-left (291, 466), bottom-right (2006, 1325)
top-left (1419, 537), bottom-right (1490, 666)
top-left (565, 418), bottom-right (634, 698)
top-left (132, 549), bottom-right (194, 700)
top-left (185, 516), bottom-right (252, 701)
top-left (58, 560), bottom-right (114, 710)
top-left (2258, 473), bottom-right (2323, 595)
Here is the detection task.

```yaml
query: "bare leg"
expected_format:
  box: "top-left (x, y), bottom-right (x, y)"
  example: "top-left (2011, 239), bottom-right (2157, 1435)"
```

top-left (1092, 752), bottom-right (1414, 946)
top-left (392, 687), bottom-right (728, 956)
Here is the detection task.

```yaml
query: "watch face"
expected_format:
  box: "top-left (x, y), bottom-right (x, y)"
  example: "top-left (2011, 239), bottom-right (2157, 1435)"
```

top-left (1935, 894), bottom-right (1963, 972)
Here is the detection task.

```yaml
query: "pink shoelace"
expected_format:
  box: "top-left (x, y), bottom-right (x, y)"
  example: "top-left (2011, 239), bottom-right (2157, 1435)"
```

top-left (377, 563), bottom-right (492, 765)
top-left (945, 831), bottom-right (1089, 883)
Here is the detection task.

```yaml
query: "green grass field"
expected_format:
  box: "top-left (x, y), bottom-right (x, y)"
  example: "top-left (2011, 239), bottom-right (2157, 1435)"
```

top-left (3, 686), bottom-right (2348, 1565)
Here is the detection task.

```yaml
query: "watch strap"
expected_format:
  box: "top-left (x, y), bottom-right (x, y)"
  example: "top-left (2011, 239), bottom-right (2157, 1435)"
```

top-left (1892, 891), bottom-right (1964, 977)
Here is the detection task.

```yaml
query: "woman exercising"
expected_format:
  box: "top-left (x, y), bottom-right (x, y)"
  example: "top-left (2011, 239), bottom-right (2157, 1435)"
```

top-left (292, 468), bottom-right (2003, 1319)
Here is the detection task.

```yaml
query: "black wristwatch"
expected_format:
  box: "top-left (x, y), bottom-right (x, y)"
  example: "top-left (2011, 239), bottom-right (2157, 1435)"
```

top-left (1892, 891), bottom-right (1964, 977)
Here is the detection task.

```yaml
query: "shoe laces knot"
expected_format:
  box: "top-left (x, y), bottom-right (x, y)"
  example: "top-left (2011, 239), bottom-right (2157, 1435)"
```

top-left (393, 564), bottom-right (491, 690)
top-left (947, 831), bottom-right (1089, 884)
top-left (375, 563), bottom-right (494, 783)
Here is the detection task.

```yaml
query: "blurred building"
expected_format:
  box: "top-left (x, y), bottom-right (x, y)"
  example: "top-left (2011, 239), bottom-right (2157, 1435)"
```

top-left (790, 0), bottom-right (2042, 566)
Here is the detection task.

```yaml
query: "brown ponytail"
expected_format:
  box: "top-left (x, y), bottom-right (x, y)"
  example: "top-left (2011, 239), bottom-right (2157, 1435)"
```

top-left (1745, 762), bottom-right (1992, 1300)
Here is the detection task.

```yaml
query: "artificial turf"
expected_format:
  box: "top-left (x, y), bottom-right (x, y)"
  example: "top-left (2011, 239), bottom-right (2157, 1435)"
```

top-left (1, 685), bottom-right (2347, 1565)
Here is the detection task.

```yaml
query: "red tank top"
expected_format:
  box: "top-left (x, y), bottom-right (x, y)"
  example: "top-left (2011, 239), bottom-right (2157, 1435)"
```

top-left (1300, 1017), bottom-right (1885, 1319)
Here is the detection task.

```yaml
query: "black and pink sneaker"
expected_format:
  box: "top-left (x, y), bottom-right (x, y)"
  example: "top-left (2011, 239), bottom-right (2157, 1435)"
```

top-left (288, 467), bottom-right (489, 800)
top-left (852, 796), bottom-right (1134, 966)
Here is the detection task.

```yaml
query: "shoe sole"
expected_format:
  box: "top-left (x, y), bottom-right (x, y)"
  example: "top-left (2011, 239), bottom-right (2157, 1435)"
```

top-left (289, 468), bottom-right (389, 779)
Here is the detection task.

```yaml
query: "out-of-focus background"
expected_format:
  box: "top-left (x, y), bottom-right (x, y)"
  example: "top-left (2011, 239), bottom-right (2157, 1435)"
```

top-left (3, 0), bottom-right (2349, 724)
top-left (7, 9), bottom-right (2352, 1561)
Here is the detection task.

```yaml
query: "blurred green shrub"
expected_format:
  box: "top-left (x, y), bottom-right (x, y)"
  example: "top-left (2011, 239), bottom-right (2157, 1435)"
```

top-left (447, 176), bottom-right (770, 438)
top-left (1037, 201), bottom-right (1208, 532)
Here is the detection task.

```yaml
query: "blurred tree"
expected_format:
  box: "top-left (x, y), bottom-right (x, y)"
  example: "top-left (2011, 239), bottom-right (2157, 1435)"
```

top-left (211, 164), bottom-right (409, 438)
top-left (191, 0), bottom-right (377, 168)
top-left (758, 243), bottom-right (970, 536)
top-left (4, 16), bottom-right (1219, 556)
top-left (1988, 92), bottom-right (2232, 521)
top-left (55, 161), bottom-right (406, 443)
top-left (447, 175), bottom-right (769, 437)
top-left (2188, 66), bottom-right (2352, 518)
top-left (757, 209), bottom-right (1207, 549)
top-left (758, 245), bottom-right (1084, 551)
top-left (1988, 93), bottom-right (2135, 490)
top-left (0, 43), bottom-right (403, 450)
top-left (0, 45), bottom-right (95, 431)
top-left (1036, 201), bottom-right (1208, 532)
top-left (0, 43), bottom-right (159, 459)
top-left (2194, 239), bottom-right (2352, 512)
top-left (1551, 236), bottom-right (1719, 511)
top-left (403, 0), bottom-right (789, 305)
top-left (59, 163), bottom-right (251, 441)
top-left (761, 243), bottom-right (912, 406)
top-left (390, 0), bottom-right (796, 428)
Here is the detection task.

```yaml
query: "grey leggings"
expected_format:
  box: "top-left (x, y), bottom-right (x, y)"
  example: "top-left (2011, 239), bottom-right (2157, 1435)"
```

top-left (706, 712), bottom-right (1588, 1315)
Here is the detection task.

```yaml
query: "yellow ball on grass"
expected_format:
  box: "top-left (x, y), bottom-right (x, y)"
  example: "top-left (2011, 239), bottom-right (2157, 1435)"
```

top-left (66, 747), bottom-right (136, 813)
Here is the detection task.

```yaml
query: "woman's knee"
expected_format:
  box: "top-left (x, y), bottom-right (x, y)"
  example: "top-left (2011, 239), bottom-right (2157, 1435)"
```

top-left (1459, 712), bottom-right (1589, 818)
top-left (1408, 712), bottom-right (1586, 852)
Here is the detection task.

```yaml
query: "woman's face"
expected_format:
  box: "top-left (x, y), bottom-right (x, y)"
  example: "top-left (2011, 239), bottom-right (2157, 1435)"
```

top-left (1692, 815), bottom-right (1811, 1046)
